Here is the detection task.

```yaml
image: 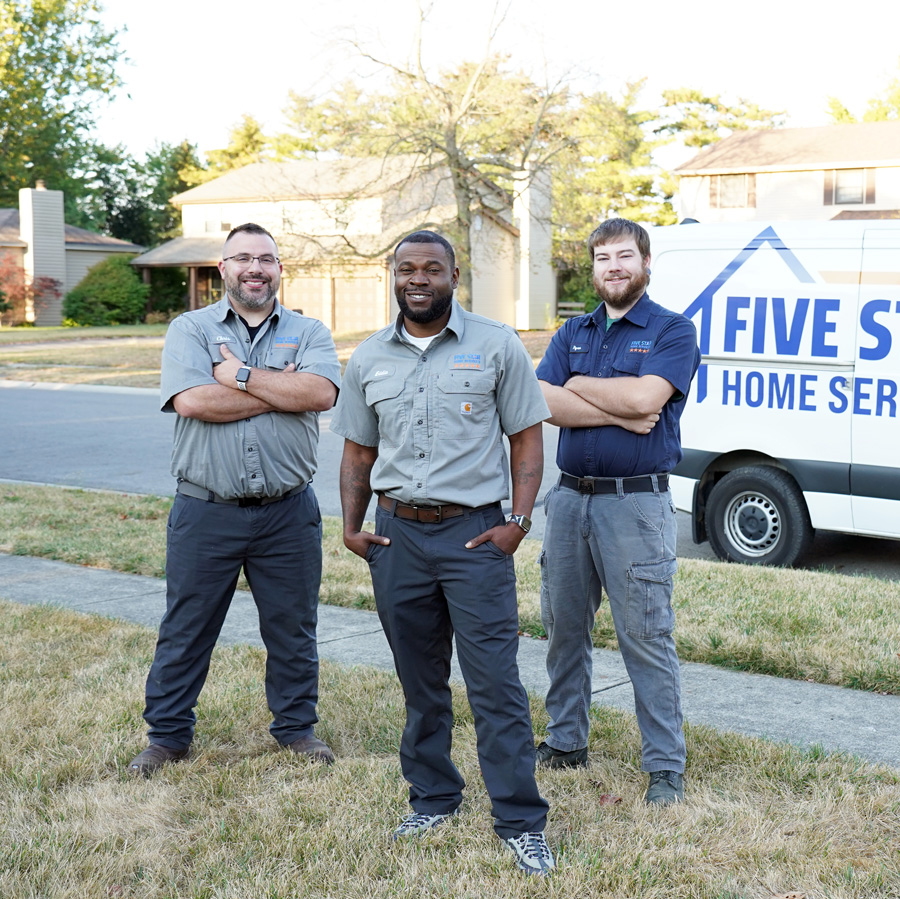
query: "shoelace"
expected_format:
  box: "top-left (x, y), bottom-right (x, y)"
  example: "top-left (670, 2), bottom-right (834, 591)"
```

top-left (512, 832), bottom-right (552, 865)
top-left (397, 812), bottom-right (445, 831)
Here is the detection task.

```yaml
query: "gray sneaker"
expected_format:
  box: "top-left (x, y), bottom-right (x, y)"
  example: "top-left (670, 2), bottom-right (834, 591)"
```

top-left (644, 770), bottom-right (684, 806)
top-left (504, 831), bottom-right (555, 876)
top-left (392, 810), bottom-right (456, 839)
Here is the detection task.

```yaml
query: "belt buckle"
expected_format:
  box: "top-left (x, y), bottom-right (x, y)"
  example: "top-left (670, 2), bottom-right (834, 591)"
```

top-left (576, 477), bottom-right (595, 495)
top-left (429, 504), bottom-right (443, 523)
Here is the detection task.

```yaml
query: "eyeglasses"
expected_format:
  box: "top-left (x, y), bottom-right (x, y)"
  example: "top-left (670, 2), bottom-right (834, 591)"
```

top-left (222, 254), bottom-right (280, 266)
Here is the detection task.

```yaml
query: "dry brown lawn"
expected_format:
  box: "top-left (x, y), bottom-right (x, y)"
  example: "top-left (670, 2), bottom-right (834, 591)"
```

top-left (0, 600), bottom-right (897, 898)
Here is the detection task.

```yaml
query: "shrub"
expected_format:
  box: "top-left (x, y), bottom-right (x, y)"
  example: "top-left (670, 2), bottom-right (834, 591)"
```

top-left (63, 255), bottom-right (150, 326)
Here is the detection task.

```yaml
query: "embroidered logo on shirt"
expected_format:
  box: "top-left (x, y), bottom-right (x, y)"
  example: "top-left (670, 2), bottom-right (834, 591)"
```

top-left (628, 340), bottom-right (653, 354)
top-left (451, 353), bottom-right (484, 370)
top-left (460, 402), bottom-right (473, 415)
top-left (214, 335), bottom-right (234, 344)
top-left (275, 337), bottom-right (299, 349)
top-left (569, 344), bottom-right (588, 353)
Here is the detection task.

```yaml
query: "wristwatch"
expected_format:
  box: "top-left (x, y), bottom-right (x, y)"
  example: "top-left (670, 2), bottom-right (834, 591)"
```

top-left (507, 513), bottom-right (532, 533)
top-left (235, 366), bottom-right (252, 392)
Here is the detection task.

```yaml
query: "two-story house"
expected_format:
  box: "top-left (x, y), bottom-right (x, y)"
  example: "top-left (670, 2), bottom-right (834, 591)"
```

top-left (131, 157), bottom-right (555, 331)
top-left (674, 121), bottom-right (900, 223)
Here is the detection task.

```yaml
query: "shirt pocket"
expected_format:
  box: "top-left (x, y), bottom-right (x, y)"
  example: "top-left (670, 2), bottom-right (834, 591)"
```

top-left (611, 352), bottom-right (644, 376)
top-left (207, 339), bottom-right (242, 366)
top-left (264, 345), bottom-right (300, 371)
top-left (364, 377), bottom-right (408, 447)
top-left (567, 348), bottom-right (593, 376)
top-left (436, 373), bottom-right (494, 440)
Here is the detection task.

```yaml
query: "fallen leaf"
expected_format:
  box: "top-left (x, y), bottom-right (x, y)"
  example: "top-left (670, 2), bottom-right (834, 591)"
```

top-left (770, 893), bottom-right (806, 899)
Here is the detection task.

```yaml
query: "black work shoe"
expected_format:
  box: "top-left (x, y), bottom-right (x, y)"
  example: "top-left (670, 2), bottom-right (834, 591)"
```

top-left (535, 741), bottom-right (588, 769)
top-left (644, 770), bottom-right (684, 806)
top-left (286, 734), bottom-right (335, 765)
top-left (128, 743), bottom-right (189, 777)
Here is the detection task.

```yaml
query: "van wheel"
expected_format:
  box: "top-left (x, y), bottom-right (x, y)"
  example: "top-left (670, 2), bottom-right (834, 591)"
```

top-left (706, 467), bottom-right (813, 567)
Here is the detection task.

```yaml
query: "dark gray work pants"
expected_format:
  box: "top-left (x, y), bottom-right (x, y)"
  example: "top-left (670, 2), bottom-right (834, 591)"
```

top-left (144, 487), bottom-right (322, 749)
top-left (366, 502), bottom-right (548, 839)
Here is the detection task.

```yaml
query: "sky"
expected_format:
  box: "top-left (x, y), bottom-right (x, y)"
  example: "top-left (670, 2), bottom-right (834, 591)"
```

top-left (93, 0), bottom-right (900, 166)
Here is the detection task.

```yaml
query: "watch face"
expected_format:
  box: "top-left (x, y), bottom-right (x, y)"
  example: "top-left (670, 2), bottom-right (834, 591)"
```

top-left (235, 366), bottom-right (251, 383)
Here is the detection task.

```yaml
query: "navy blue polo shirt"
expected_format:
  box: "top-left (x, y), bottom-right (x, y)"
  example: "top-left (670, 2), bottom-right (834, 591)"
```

top-left (536, 293), bottom-right (700, 478)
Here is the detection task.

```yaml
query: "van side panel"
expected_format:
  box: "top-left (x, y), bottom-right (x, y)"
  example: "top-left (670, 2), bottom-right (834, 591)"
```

top-left (649, 221), bottom-right (900, 547)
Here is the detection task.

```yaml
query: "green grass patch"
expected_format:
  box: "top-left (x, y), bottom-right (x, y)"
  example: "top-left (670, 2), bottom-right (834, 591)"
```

top-left (0, 601), bottom-right (897, 898)
top-left (3, 483), bottom-right (899, 694)
top-left (0, 323), bottom-right (169, 344)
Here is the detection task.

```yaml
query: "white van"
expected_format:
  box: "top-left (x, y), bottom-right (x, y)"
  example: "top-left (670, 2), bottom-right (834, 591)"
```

top-left (648, 220), bottom-right (900, 566)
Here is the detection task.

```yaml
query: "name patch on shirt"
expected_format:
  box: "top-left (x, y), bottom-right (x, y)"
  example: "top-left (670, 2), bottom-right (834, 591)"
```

top-left (628, 340), bottom-right (653, 354)
top-left (569, 344), bottom-right (589, 353)
top-left (275, 337), bottom-right (299, 349)
top-left (213, 335), bottom-right (236, 344)
top-left (370, 365), bottom-right (396, 378)
top-left (450, 353), bottom-right (484, 370)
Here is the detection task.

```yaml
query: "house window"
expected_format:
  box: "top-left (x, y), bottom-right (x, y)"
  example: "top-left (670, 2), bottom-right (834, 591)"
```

top-left (824, 169), bottom-right (875, 205)
top-left (709, 173), bottom-right (756, 208)
top-left (204, 220), bottom-right (231, 232)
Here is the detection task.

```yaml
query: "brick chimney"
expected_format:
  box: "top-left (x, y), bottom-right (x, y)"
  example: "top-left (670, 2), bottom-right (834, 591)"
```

top-left (19, 184), bottom-right (66, 324)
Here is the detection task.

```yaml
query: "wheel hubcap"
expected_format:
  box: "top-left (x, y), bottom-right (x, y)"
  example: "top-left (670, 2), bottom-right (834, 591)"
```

top-left (723, 491), bottom-right (781, 557)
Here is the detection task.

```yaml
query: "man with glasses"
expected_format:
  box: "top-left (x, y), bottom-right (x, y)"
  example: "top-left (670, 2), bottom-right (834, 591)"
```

top-left (129, 223), bottom-right (341, 776)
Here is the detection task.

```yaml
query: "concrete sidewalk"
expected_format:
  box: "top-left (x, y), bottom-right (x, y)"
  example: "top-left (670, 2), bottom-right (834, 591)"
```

top-left (2, 552), bottom-right (897, 770)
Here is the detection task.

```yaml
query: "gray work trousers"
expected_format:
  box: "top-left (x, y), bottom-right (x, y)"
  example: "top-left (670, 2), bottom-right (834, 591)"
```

top-left (366, 502), bottom-right (548, 839)
top-left (144, 487), bottom-right (323, 749)
top-left (540, 478), bottom-right (686, 773)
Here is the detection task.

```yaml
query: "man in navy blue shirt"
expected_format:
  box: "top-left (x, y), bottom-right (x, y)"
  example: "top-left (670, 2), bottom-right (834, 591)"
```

top-left (534, 218), bottom-right (699, 806)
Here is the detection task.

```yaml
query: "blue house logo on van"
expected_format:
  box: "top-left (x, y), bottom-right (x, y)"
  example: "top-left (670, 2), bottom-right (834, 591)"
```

top-left (683, 226), bottom-right (817, 403)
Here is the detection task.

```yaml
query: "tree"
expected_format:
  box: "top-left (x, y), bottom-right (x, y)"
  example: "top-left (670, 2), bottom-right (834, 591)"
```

top-left (552, 83), bottom-right (676, 312)
top-left (205, 115), bottom-right (269, 175)
top-left (0, 254), bottom-right (61, 325)
top-left (0, 0), bottom-right (123, 207)
top-left (554, 83), bottom-right (674, 264)
top-left (827, 58), bottom-right (900, 122)
top-left (272, 6), bottom-right (573, 308)
top-left (657, 88), bottom-right (786, 148)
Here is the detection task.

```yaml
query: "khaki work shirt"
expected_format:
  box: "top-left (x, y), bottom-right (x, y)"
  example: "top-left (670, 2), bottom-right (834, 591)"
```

top-left (331, 301), bottom-right (549, 507)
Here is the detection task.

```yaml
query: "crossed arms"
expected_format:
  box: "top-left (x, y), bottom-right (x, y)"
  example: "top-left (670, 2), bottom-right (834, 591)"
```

top-left (539, 374), bottom-right (675, 434)
top-left (173, 343), bottom-right (337, 422)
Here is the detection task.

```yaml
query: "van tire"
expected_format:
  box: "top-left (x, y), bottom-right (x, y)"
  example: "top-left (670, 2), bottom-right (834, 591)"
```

top-left (706, 467), bottom-right (813, 567)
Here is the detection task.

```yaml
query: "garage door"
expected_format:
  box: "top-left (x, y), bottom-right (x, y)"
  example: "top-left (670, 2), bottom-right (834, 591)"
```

top-left (334, 276), bottom-right (387, 335)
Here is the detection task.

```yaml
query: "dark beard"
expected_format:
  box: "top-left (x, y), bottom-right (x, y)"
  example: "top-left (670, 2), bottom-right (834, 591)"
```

top-left (224, 272), bottom-right (277, 310)
top-left (594, 266), bottom-right (650, 312)
top-left (396, 290), bottom-right (454, 324)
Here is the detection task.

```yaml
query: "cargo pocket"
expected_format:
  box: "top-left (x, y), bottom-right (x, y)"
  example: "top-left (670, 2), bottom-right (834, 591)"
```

top-left (624, 558), bottom-right (677, 640)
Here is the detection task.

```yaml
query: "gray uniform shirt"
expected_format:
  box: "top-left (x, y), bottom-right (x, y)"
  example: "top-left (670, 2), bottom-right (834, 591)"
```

top-left (331, 300), bottom-right (549, 507)
top-left (161, 296), bottom-right (341, 499)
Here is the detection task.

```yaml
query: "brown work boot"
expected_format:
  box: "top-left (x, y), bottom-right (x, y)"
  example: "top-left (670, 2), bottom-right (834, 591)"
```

top-left (128, 743), bottom-right (190, 777)
top-left (286, 734), bottom-right (335, 765)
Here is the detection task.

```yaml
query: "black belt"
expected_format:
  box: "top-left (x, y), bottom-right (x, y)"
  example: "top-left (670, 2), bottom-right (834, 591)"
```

top-left (559, 473), bottom-right (668, 495)
top-left (177, 479), bottom-right (306, 507)
top-left (377, 494), bottom-right (499, 523)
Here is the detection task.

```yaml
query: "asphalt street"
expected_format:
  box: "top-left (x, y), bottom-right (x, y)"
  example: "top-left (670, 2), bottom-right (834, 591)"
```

top-left (2, 379), bottom-right (899, 576)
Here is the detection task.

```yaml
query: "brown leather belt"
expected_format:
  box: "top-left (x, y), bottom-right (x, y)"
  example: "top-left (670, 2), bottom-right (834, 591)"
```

top-left (559, 473), bottom-right (668, 495)
top-left (377, 494), bottom-right (498, 523)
